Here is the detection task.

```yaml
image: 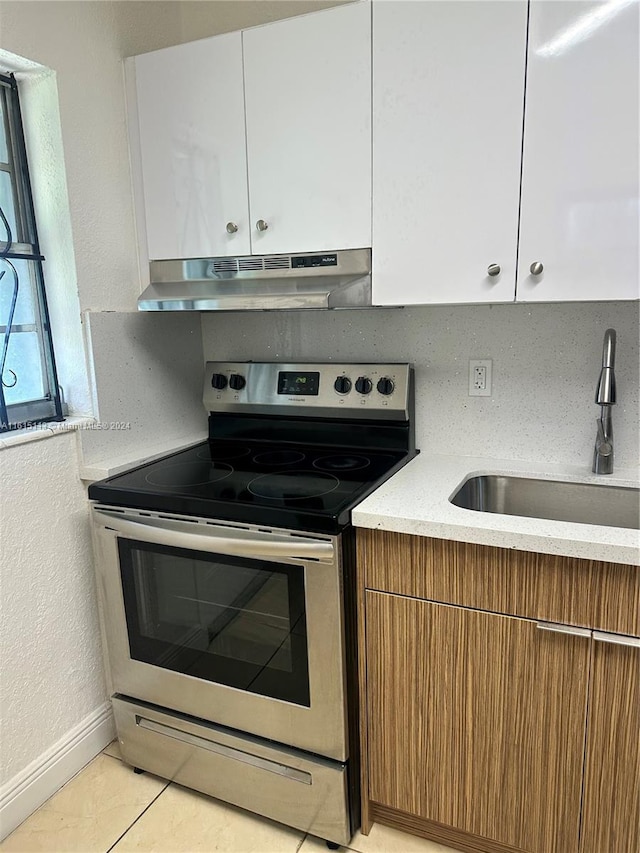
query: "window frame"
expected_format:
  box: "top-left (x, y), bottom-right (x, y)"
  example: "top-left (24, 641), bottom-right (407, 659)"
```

top-left (0, 72), bottom-right (63, 432)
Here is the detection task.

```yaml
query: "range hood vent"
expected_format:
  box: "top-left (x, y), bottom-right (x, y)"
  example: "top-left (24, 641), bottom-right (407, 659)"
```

top-left (138, 248), bottom-right (371, 312)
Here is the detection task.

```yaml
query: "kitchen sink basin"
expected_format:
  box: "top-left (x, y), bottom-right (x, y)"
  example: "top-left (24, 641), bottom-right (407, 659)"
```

top-left (450, 475), bottom-right (640, 530)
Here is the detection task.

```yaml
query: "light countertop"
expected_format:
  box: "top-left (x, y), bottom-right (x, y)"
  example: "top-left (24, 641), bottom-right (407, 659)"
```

top-left (352, 454), bottom-right (640, 566)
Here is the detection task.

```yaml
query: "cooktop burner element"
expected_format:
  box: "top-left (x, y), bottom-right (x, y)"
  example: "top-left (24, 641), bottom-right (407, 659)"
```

top-left (89, 362), bottom-right (417, 533)
top-left (313, 454), bottom-right (371, 472)
top-left (248, 470), bottom-right (340, 501)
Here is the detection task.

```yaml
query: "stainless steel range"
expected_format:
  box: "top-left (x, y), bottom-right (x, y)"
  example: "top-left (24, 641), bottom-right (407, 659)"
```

top-left (88, 362), bottom-right (416, 847)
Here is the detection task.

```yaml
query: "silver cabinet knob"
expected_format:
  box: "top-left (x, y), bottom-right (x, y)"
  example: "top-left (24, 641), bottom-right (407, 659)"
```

top-left (487, 264), bottom-right (501, 277)
top-left (256, 219), bottom-right (269, 232)
top-left (530, 261), bottom-right (544, 275)
top-left (226, 222), bottom-right (238, 234)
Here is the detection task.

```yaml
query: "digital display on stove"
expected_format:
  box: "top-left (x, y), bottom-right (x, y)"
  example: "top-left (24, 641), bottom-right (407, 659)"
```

top-left (277, 371), bottom-right (320, 396)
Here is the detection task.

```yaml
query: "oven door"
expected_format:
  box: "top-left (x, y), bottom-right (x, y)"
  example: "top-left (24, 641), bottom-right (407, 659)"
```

top-left (92, 506), bottom-right (347, 761)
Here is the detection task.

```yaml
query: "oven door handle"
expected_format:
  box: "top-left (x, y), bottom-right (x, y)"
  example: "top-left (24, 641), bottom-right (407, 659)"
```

top-left (94, 510), bottom-right (335, 562)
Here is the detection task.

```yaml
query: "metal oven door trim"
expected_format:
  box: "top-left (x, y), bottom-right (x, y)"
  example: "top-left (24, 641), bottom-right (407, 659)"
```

top-left (93, 508), bottom-right (336, 561)
top-left (92, 505), bottom-right (348, 762)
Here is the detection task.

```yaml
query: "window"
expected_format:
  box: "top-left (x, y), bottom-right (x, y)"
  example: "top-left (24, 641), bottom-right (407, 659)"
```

top-left (0, 72), bottom-right (63, 432)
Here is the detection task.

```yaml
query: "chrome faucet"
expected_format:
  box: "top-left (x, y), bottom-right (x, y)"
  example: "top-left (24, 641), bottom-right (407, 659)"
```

top-left (593, 328), bottom-right (616, 474)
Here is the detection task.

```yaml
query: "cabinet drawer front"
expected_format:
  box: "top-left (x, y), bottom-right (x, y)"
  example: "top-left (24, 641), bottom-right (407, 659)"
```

top-left (365, 591), bottom-right (588, 852)
top-left (357, 529), bottom-right (639, 635)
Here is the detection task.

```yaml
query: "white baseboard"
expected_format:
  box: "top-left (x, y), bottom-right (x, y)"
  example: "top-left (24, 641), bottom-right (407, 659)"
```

top-left (0, 702), bottom-right (115, 841)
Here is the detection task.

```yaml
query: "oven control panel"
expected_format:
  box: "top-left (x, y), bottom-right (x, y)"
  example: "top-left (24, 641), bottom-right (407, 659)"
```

top-left (204, 362), bottom-right (413, 421)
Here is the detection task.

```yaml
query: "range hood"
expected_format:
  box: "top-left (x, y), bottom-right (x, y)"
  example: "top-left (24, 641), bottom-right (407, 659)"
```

top-left (138, 248), bottom-right (371, 311)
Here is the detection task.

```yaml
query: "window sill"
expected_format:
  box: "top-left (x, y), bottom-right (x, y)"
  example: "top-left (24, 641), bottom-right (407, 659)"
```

top-left (0, 416), bottom-right (95, 450)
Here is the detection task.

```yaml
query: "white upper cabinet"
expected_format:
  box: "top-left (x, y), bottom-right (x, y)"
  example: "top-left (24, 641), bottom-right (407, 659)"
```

top-left (133, 33), bottom-right (251, 260)
top-left (131, 2), bottom-right (371, 262)
top-left (372, 0), bottom-right (639, 306)
top-left (372, 1), bottom-right (528, 306)
top-left (242, 2), bottom-right (371, 255)
top-left (517, 1), bottom-right (639, 302)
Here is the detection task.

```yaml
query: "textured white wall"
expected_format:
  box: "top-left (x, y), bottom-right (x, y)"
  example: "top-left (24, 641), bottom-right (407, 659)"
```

top-left (0, 433), bottom-right (104, 785)
top-left (202, 301), bottom-right (640, 472)
top-left (81, 311), bottom-right (206, 467)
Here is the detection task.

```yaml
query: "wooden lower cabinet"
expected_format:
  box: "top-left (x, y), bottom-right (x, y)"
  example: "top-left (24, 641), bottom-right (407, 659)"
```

top-left (358, 532), bottom-right (640, 853)
top-left (365, 591), bottom-right (590, 853)
top-left (580, 638), bottom-right (640, 853)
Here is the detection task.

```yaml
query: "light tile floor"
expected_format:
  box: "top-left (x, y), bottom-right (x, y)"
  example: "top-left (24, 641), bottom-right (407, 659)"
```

top-left (1, 742), bottom-right (458, 853)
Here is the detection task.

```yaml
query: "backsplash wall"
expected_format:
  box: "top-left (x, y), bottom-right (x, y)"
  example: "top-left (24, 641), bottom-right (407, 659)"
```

top-left (202, 301), bottom-right (639, 471)
top-left (80, 311), bottom-right (206, 469)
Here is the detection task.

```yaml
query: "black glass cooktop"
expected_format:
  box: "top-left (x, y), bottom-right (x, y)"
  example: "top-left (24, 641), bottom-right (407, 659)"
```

top-left (88, 440), bottom-right (414, 534)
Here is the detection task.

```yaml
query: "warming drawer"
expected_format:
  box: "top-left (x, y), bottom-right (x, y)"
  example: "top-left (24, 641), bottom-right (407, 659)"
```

top-left (112, 696), bottom-right (351, 846)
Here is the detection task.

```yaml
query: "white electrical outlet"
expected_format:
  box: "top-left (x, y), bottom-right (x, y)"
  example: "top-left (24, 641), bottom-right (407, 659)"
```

top-left (469, 359), bottom-right (492, 397)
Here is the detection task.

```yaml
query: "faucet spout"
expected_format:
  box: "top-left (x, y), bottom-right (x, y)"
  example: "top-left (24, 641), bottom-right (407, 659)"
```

top-left (592, 329), bottom-right (616, 474)
top-left (595, 328), bottom-right (616, 405)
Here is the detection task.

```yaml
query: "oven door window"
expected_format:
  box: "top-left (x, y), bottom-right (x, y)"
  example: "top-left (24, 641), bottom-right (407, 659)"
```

top-left (118, 539), bottom-right (310, 706)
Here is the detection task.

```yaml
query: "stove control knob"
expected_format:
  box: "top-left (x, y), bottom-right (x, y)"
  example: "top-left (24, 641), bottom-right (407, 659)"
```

top-left (355, 376), bottom-right (372, 395)
top-left (334, 376), bottom-right (352, 395)
top-left (211, 373), bottom-right (228, 390)
top-left (229, 373), bottom-right (246, 391)
top-left (377, 377), bottom-right (395, 396)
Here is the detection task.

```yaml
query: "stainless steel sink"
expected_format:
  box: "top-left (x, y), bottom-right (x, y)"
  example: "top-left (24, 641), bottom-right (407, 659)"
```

top-left (450, 475), bottom-right (640, 530)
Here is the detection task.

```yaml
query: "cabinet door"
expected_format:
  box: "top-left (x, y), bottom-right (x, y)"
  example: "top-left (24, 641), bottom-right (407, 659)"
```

top-left (242, 2), bottom-right (371, 255)
top-left (134, 33), bottom-right (250, 260)
top-left (517, 2), bottom-right (639, 301)
top-left (372, 1), bottom-right (527, 306)
top-left (366, 592), bottom-right (589, 852)
top-left (580, 635), bottom-right (639, 853)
